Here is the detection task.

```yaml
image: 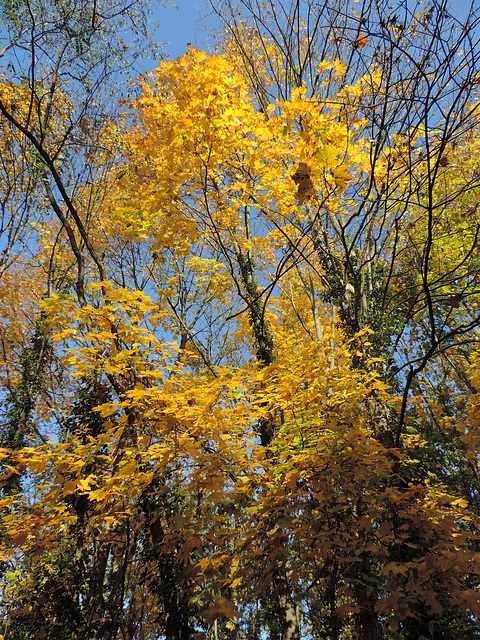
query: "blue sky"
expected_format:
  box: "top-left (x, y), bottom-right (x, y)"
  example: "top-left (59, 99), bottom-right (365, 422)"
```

top-left (154, 0), bottom-right (478, 62)
top-left (154, 0), bottom-right (212, 59)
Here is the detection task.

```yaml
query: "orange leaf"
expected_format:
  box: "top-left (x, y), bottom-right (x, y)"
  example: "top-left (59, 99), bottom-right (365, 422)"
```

top-left (356, 32), bottom-right (369, 48)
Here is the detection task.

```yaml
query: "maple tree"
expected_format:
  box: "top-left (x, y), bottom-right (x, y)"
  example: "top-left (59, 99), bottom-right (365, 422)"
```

top-left (1, 1), bottom-right (480, 639)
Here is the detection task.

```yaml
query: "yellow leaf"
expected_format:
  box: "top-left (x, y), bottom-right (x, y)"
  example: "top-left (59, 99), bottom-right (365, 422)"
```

top-left (333, 166), bottom-right (353, 190)
top-left (77, 475), bottom-right (96, 492)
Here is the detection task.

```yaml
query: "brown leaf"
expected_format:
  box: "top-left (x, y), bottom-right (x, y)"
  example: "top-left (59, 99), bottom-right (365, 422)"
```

top-left (448, 293), bottom-right (464, 308)
top-left (202, 596), bottom-right (241, 624)
top-left (439, 156), bottom-right (449, 167)
top-left (291, 162), bottom-right (315, 204)
top-left (462, 206), bottom-right (477, 218)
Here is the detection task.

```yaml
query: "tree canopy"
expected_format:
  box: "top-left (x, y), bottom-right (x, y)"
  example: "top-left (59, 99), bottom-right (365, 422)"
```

top-left (1, 1), bottom-right (480, 639)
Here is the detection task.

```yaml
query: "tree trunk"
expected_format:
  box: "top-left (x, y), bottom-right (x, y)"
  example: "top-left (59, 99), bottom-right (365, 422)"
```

top-left (233, 218), bottom-right (301, 640)
top-left (279, 593), bottom-right (300, 640)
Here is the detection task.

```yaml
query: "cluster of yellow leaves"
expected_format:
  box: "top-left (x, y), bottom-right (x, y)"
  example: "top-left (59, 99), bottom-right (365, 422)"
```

top-left (394, 124), bottom-right (480, 320)
top-left (0, 77), bottom-right (74, 155)
top-left (1, 46), bottom-right (480, 634)
top-left (111, 49), bottom-right (383, 263)
top-left (0, 257), bottom-right (47, 388)
top-left (1, 275), bottom-right (478, 629)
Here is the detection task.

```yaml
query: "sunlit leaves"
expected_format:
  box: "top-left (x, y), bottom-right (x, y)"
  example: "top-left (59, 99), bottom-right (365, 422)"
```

top-left (1, 36), bottom-right (480, 639)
